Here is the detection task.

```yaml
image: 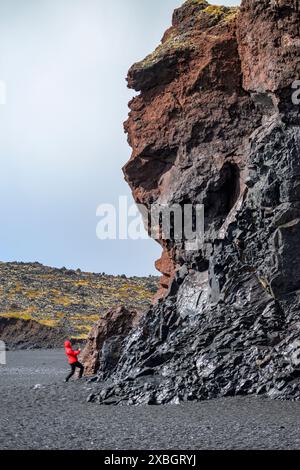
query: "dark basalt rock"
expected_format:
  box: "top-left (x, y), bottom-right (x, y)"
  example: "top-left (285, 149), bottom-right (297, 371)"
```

top-left (91, 0), bottom-right (300, 404)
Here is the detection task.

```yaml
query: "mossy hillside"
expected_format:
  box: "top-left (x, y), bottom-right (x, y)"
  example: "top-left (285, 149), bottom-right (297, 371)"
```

top-left (0, 262), bottom-right (159, 340)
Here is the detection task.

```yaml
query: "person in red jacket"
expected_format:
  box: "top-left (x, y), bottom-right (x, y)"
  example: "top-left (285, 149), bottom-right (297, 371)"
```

top-left (64, 340), bottom-right (84, 382)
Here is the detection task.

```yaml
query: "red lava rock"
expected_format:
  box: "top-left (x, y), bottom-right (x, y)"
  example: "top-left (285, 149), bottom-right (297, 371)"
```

top-left (123, 0), bottom-right (262, 299)
top-left (81, 306), bottom-right (142, 376)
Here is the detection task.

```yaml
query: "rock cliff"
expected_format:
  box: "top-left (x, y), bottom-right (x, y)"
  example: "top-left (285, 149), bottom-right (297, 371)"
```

top-left (92, 0), bottom-right (300, 404)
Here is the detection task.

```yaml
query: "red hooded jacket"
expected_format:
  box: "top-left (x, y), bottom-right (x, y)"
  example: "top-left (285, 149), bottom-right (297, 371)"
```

top-left (64, 341), bottom-right (80, 364)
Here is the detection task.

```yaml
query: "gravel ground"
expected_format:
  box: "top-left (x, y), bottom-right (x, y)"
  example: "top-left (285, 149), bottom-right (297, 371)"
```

top-left (0, 349), bottom-right (300, 450)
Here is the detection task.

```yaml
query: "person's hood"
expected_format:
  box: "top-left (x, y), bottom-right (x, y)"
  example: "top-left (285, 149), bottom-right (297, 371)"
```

top-left (64, 340), bottom-right (71, 348)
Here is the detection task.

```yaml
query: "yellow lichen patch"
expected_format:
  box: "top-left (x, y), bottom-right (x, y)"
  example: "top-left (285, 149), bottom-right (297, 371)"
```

top-left (49, 289), bottom-right (61, 297)
top-left (222, 8), bottom-right (239, 22)
top-left (71, 314), bottom-right (100, 324)
top-left (203, 4), bottom-right (239, 22)
top-left (75, 325), bottom-right (91, 332)
top-left (24, 289), bottom-right (44, 300)
top-left (38, 318), bottom-right (59, 328)
top-left (54, 311), bottom-right (66, 319)
top-left (73, 280), bottom-right (90, 287)
top-left (0, 312), bottom-right (34, 321)
top-left (6, 282), bottom-right (23, 296)
top-left (51, 295), bottom-right (73, 307)
top-left (81, 314), bottom-right (100, 323)
top-left (0, 309), bottom-right (63, 329)
top-left (71, 333), bottom-right (88, 341)
top-left (0, 306), bottom-right (38, 321)
top-left (204, 5), bottom-right (224, 15)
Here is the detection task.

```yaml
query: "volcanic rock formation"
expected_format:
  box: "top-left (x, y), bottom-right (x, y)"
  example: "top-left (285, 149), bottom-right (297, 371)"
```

top-left (81, 307), bottom-right (142, 376)
top-left (91, 0), bottom-right (300, 404)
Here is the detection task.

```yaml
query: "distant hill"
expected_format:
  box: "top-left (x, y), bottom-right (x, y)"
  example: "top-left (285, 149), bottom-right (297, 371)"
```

top-left (0, 262), bottom-right (159, 346)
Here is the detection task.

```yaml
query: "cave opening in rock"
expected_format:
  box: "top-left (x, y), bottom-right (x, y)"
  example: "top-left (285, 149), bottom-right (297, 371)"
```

top-left (222, 162), bottom-right (241, 214)
top-left (204, 162), bottom-right (241, 230)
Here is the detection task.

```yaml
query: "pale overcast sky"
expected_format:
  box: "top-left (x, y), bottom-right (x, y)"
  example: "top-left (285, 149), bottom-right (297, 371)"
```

top-left (0, 0), bottom-right (240, 276)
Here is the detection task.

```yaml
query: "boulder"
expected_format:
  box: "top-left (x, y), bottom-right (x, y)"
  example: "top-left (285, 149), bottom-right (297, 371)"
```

top-left (81, 306), bottom-right (142, 376)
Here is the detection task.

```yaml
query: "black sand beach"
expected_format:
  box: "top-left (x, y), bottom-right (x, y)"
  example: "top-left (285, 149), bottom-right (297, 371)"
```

top-left (0, 349), bottom-right (299, 450)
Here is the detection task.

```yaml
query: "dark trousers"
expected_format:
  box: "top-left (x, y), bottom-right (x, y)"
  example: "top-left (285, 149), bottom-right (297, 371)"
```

top-left (66, 361), bottom-right (84, 381)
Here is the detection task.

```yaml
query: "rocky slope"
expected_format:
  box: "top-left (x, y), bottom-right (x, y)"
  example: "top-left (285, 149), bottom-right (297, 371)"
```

top-left (0, 262), bottom-right (158, 348)
top-left (89, 0), bottom-right (300, 404)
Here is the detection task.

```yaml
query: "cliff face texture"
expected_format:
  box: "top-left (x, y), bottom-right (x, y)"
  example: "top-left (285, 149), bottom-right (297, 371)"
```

top-left (92, 0), bottom-right (300, 404)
